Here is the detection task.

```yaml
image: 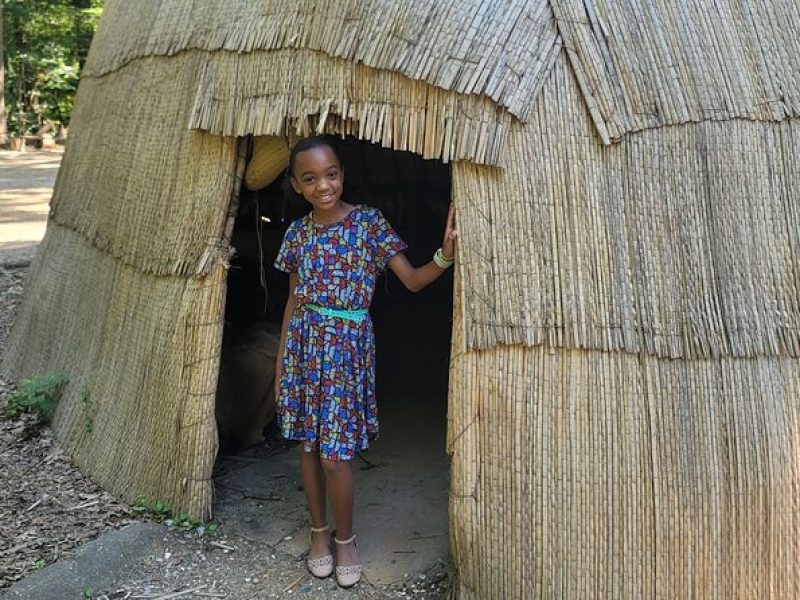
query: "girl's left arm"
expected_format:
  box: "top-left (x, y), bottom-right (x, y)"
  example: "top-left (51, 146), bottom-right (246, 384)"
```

top-left (389, 203), bottom-right (457, 293)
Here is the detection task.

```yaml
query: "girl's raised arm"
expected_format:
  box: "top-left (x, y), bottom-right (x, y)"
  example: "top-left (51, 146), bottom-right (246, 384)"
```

top-left (389, 203), bottom-right (457, 293)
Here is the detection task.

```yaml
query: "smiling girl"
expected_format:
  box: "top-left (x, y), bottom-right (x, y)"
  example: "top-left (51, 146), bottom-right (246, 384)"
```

top-left (273, 135), bottom-right (456, 587)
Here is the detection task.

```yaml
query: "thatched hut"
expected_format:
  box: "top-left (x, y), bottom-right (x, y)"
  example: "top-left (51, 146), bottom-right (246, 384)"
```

top-left (5, 0), bottom-right (800, 597)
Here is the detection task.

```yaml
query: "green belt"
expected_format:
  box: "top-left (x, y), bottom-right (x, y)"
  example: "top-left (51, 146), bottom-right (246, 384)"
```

top-left (305, 304), bottom-right (369, 324)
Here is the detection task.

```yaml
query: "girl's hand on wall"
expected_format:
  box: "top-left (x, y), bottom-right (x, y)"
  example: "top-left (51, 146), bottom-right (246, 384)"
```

top-left (442, 203), bottom-right (457, 259)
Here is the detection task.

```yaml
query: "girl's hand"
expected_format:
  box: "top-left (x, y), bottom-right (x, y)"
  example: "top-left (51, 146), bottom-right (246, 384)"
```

top-left (442, 203), bottom-right (457, 259)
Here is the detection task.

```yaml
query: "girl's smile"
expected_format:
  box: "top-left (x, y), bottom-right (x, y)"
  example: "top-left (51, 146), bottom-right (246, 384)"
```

top-left (290, 146), bottom-right (346, 221)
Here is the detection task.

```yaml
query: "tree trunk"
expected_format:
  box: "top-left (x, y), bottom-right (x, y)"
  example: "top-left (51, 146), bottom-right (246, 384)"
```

top-left (0, 2), bottom-right (8, 146)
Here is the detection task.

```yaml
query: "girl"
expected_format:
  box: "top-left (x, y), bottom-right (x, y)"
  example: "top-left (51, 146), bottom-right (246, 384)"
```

top-left (273, 135), bottom-right (456, 588)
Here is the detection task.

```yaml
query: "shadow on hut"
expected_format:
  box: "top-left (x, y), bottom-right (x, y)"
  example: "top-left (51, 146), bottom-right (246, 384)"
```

top-left (213, 135), bottom-right (453, 583)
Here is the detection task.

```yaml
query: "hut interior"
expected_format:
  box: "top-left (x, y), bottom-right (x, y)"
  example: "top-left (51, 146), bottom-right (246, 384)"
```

top-left (213, 136), bottom-right (453, 582)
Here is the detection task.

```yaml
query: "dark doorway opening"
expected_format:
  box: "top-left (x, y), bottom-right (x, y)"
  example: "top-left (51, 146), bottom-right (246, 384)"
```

top-left (214, 136), bottom-right (453, 584)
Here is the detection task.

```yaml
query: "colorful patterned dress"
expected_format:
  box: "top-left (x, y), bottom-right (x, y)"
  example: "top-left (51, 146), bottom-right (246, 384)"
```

top-left (273, 205), bottom-right (407, 460)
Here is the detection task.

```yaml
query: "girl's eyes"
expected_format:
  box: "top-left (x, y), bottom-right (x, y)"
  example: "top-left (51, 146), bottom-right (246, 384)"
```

top-left (302, 171), bottom-right (339, 184)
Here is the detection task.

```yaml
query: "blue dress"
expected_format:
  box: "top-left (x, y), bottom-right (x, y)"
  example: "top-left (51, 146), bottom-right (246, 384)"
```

top-left (273, 205), bottom-right (407, 460)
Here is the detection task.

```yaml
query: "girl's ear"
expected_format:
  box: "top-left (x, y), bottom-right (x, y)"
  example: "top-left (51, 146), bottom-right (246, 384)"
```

top-left (289, 175), bottom-right (301, 195)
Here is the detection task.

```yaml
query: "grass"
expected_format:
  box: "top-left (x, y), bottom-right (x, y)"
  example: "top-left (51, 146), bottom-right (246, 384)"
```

top-left (133, 496), bottom-right (220, 537)
top-left (4, 372), bottom-right (69, 422)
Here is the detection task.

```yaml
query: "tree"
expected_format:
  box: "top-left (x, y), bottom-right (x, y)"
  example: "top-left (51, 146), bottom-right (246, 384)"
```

top-left (3, 0), bottom-right (103, 140)
top-left (0, 1), bottom-right (7, 145)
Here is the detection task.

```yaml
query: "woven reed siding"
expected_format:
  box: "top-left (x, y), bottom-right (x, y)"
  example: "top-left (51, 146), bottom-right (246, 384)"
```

top-left (448, 343), bottom-right (800, 598)
top-left (551, 0), bottom-right (800, 142)
top-left (189, 48), bottom-right (515, 166)
top-left (2, 223), bottom-right (224, 518)
top-left (456, 53), bottom-right (800, 356)
top-left (50, 52), bottom-right (238, 276)
top-left (85, 0), bottom-right (561, 123)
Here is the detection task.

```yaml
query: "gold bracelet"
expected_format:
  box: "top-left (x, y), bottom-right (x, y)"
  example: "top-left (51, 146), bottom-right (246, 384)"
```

top-left (433, 248), bottom-right (454, 269)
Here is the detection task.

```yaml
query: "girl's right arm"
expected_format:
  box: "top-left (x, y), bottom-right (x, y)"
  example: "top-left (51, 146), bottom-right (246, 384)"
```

top-left (274, 272), bottom-right (299, 401)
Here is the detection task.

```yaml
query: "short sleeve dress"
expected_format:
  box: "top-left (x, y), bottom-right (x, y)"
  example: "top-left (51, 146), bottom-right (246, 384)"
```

top-left (273, 205), bottom-right (407, 460)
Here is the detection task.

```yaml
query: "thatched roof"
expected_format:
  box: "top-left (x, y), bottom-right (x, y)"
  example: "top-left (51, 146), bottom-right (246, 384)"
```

top-left (555, 0), bottom-right (800, 142)
top-left (84, 0), bottom-right (561, 121)
top-left (78, 0), bottom-right (563, 166)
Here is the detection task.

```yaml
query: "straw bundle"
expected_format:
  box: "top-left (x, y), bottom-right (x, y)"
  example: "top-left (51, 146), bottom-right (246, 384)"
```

top-left (551, 0), bottom-right (800, 143)
top-left (244, 136), bottom-right (289, 190)
top-left (1, 45), bottom-right (245, 516)
top-left (3, 223), bottom-right (226, 518)
top-left (448, 322), bottom-right (800, 597)
top-left (456, 55), bottom-right (800, 357)
top-left (50, 51), bottom-right (239, 276)
top-left (189, 48), bottom-right (517, 165)
top-left (85, 0), bottom-right (560, 123)
top-left (448, 49), bottom-right (800, 599)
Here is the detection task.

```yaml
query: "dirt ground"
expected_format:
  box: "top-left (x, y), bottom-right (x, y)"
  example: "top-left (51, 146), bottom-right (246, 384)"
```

top-left (0, 148), bottom-right (61, 254)
top-left (0, 151), bottom-right (451, 599)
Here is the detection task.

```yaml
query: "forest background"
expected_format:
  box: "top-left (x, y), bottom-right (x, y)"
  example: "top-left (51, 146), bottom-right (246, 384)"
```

top-left (1, 0), bottom-right (105, 144)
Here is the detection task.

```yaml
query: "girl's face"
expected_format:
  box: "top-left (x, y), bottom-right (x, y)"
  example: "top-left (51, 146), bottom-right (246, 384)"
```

top-left (290, 145), bottom-right (344, 212)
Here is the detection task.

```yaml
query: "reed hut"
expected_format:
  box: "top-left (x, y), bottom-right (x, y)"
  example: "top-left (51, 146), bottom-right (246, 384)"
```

top-left (5, 1), bottom-right (800, 597)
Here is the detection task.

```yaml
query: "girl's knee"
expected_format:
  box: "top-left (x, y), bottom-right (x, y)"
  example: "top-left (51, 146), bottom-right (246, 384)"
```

top-left (320, 457), bottom-right (350, 477)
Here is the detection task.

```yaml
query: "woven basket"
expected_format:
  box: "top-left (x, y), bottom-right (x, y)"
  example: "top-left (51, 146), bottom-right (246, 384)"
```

top-left (244, 135), bottom-right (289, 190)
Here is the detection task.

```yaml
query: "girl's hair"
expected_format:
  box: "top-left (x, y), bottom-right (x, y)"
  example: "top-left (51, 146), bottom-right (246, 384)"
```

top-left (282, 135), bottom-right (344, 207)
top-left (287, 134), bottom-right (343, 176)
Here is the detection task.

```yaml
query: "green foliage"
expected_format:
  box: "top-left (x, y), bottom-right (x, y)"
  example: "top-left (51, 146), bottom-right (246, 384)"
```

top-left (4, 372), bottom-right (69, 422)
top-left (33, 543), bottom-right (62, 571)
top-left (132, 496), bottom-right (221, 537)
top-left (4, 0), bottom-right (105, 134)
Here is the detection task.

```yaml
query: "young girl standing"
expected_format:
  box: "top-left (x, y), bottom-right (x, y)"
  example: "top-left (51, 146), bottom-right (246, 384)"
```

top-left (273, 135), bottom-right (456, 588)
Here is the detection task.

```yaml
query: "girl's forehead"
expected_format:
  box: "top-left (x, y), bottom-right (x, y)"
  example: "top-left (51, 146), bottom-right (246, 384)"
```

top-left (293, 146), bottom-right (341, 175)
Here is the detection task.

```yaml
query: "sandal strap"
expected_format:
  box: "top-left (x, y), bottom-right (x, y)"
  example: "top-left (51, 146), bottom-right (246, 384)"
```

top-left (334, 533), bottom-right (357, 545)
top-left (310, 525), bottom-right (330, 533)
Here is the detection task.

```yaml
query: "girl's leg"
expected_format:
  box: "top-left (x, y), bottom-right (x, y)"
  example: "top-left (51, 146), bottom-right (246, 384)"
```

top-left (320, 458), bottom-right (359, 566)
top-left (300, 446), bottom-right (330, 558)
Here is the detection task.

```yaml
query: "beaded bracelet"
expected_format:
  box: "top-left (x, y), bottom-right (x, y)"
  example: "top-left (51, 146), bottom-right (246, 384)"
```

top-left (433, 248), bottom-right (455, 269)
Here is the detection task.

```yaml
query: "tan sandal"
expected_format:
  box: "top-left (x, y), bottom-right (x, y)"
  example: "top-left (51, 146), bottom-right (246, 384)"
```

top-left (307, 525), bottom-right (334, 578)
top-left (334, 532), bottom-right (362, 588)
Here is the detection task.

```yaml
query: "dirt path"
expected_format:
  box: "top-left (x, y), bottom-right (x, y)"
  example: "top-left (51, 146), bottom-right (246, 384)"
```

top-left (0, 148), bottom-right (62, 266)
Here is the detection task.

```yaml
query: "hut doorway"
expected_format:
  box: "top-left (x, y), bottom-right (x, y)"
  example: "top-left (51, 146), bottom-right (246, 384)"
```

top-left (213, 136), bottom-right (453, 584)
